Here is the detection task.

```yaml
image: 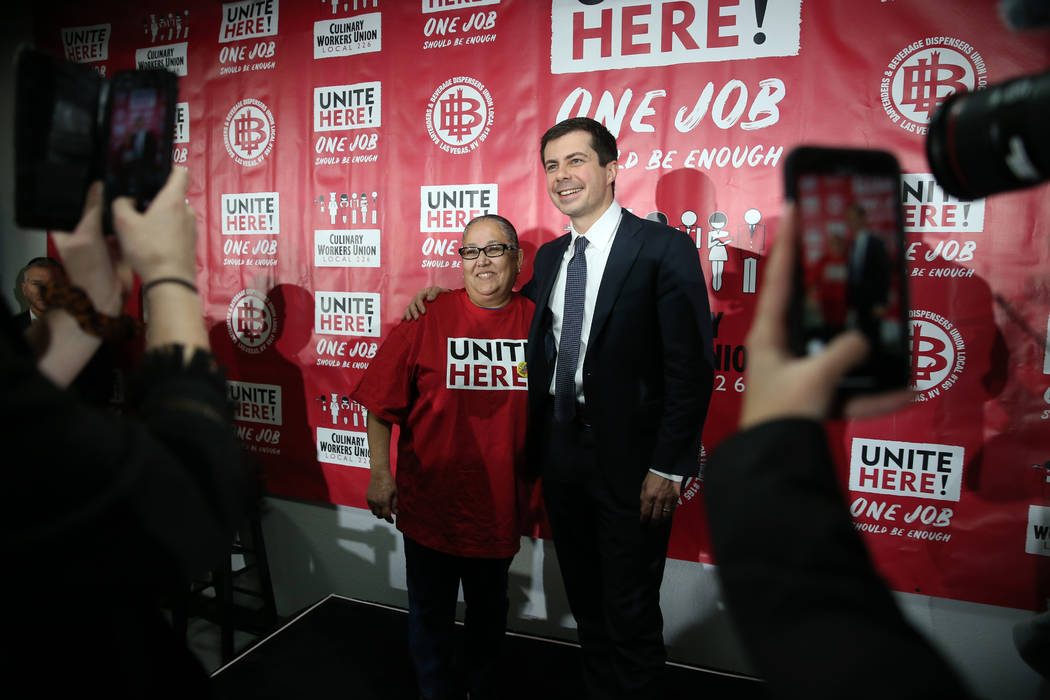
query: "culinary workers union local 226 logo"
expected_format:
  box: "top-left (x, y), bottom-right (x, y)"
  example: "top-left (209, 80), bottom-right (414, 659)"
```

top-left (909, 309), bottom-right (966, 402)
top-left (881, 37), bottom-right (987, 135)
top-left (426, 77), bottom-right (494, 155)
top-left (227, 289), bottom-right (278, 354)
top-left (224, 98), bottom-right (276, 167)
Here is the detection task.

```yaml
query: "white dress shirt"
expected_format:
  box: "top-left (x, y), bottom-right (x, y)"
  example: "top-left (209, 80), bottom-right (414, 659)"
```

top-left (546, 201), bottom-right (621, 401)
top-left (546, 202), bottom-right (681, 482)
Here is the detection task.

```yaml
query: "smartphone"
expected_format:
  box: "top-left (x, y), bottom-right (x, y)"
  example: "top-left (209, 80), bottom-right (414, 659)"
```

top-left (101, 69), bottom-right (178, 232)
top-left (14, 51), bottom-right (180, 233)
top-left (784, 146), bottom-right (910, 396)
top-left (14, 49), bottom-right (106, 231)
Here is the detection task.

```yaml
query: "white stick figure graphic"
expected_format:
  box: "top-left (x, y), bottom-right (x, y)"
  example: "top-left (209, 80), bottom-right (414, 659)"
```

top-left (741, 208), bottom-right (764, 294)
top-left (328, 192), bottom-right (339, 224)
top-left (681, 210), bottom-right (698, 239)
top-left (707, 211), bottom-right (729, 292)
top-left (329, 393), bottom-right (341, 424)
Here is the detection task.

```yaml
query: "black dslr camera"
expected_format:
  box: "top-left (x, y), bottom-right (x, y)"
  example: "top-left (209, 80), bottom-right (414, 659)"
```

top-left (14, 49), bottom-right (178, 233)
top-left (927, 69), bottom-right (1050, 200)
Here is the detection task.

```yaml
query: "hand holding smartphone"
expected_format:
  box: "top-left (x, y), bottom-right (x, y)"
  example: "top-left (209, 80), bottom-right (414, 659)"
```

top-left (784, 146), bottom-right (911, 397)
top-left (14, 49), bottom-right (178, 234)
top-left (101, 70), bottom-right (178, 233)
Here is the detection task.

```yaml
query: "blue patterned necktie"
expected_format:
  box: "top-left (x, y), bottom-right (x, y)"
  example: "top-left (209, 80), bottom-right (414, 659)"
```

top-left (554, 235), bottom-right (588, 422)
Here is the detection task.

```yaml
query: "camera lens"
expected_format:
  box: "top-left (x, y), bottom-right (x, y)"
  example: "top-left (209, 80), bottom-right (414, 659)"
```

top-left (926, 69), bottom-right (1050, 200)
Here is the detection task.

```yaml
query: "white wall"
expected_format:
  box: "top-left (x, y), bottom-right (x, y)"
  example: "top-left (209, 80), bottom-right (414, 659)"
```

top-left (260, 495), bottom-right (1048, 700)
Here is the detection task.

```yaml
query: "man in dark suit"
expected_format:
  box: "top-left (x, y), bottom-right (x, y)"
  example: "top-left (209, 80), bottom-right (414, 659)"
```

top-left (13, 256), bottom-right (63, 331)
top-left (844, 203), bottom-right (890, 344)
top-left (525, 118), bottom-right (713, 699)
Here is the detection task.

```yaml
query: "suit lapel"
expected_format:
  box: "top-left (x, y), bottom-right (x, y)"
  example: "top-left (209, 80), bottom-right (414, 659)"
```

top-left (536, 233), bottom-right (572, 310)
top-left (588, 212), bottom-right (643, 348)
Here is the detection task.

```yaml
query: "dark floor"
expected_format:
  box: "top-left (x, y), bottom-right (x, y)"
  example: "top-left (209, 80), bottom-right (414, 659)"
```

top-left (204, 595), bottom-right (770, 700)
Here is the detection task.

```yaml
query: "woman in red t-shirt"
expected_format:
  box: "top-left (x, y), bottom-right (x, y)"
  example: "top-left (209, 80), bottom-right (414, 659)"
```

top-left (352, 215), bottom-right (533, 700)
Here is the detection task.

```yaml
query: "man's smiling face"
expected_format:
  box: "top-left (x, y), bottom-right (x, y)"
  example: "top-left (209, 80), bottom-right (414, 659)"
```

top-left (542, 129), bottom-right (617, 234)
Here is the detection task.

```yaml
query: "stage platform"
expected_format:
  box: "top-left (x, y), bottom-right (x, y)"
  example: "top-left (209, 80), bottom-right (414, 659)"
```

top-left (211, 594), bottom-right (769, 699)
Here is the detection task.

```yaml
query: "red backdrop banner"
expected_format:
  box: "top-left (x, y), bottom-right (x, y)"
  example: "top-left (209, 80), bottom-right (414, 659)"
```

top-left (35, 0), bottom-right (1050, 610)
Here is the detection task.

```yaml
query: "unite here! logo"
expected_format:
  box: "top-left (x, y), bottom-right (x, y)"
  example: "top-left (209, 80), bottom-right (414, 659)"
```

top-left (222, 192), bottom-right (280, 235)
top-left (849, 438), bottom-right (964, 502)
top-left (63, 23), bottom-right (111, 63)
top-left (881, 36), bottom-right (988, 135)
top-left (426, 77), bottom-right (494, 154)
top-left (419, 184), bottom-right (498, 265)
top-left (315, 292), bottom-right (380, 337)
top-left (549, 0), bottom-right (801, 74)
top-left (221, 192), bottom-right (279, 266)
top-left (422, 0), bottom-right (499, 11)
top-left (224, 98), bottom-right (276, 167)
top-left (446, 337), bottom-right (528, 391)
top-left (227, 380), bottom-right (282, 425)
top-left (315, 82), bottom-right (381, 131)
top-left (420, 184), bottom-right (498, 232)
top-left (220, 0), bottom-right (279, 43)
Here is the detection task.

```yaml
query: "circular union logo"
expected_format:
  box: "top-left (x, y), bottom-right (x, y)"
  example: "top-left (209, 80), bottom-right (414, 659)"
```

top-left (425, 76), bottom-right (494, 155)
top-left (880, 37), bottom-right (988, 135)
top-left (679, 443), bottom-right (707, 504)
top-left (226, 289), bottom-right (278, 354)
top-left (909, 309), bottom-right (965, 401)
top-left (224, 98), bottom-right (276, 167)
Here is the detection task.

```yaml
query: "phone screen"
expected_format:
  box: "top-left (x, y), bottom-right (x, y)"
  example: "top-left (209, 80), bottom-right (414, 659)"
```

top-left (102, 70), bottom-right (177, 233)
top-left (788, 150), bottom-right (910, 393)
top-left (106, 84), bottom-right (167, 198)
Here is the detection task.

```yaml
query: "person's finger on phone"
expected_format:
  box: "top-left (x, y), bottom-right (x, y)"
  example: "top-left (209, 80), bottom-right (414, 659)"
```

top-left (111, 166), bottom-right (189, 224)
top-left (151, 164), bottom-right (190, 207)
top-left (111, 166), bottom-right (198, 285)
top-left (814, 329), bottom-right (869, 381)
top-left (50, 181), bottom-right (124, 315)
top-left (843, 389), bottom-right (914, 420)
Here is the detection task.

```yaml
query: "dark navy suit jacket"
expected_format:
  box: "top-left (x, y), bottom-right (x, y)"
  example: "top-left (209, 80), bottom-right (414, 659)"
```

top-left (523, 210), bottom-right (714, 502)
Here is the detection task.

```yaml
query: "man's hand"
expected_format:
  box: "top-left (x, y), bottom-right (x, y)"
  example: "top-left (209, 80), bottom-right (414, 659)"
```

top-left (366, 470), bottom-right (398, 523)
top-left (740, 203), bottom-right (912, 429)
top-left (640, 472), bottom-right (681, 525)
top-left (402, 286), bottom-right (449, 320)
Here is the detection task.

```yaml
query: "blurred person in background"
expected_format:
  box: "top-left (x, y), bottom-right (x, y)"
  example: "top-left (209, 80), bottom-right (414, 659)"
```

top-left (12, 256), bottom-right (63, 331)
